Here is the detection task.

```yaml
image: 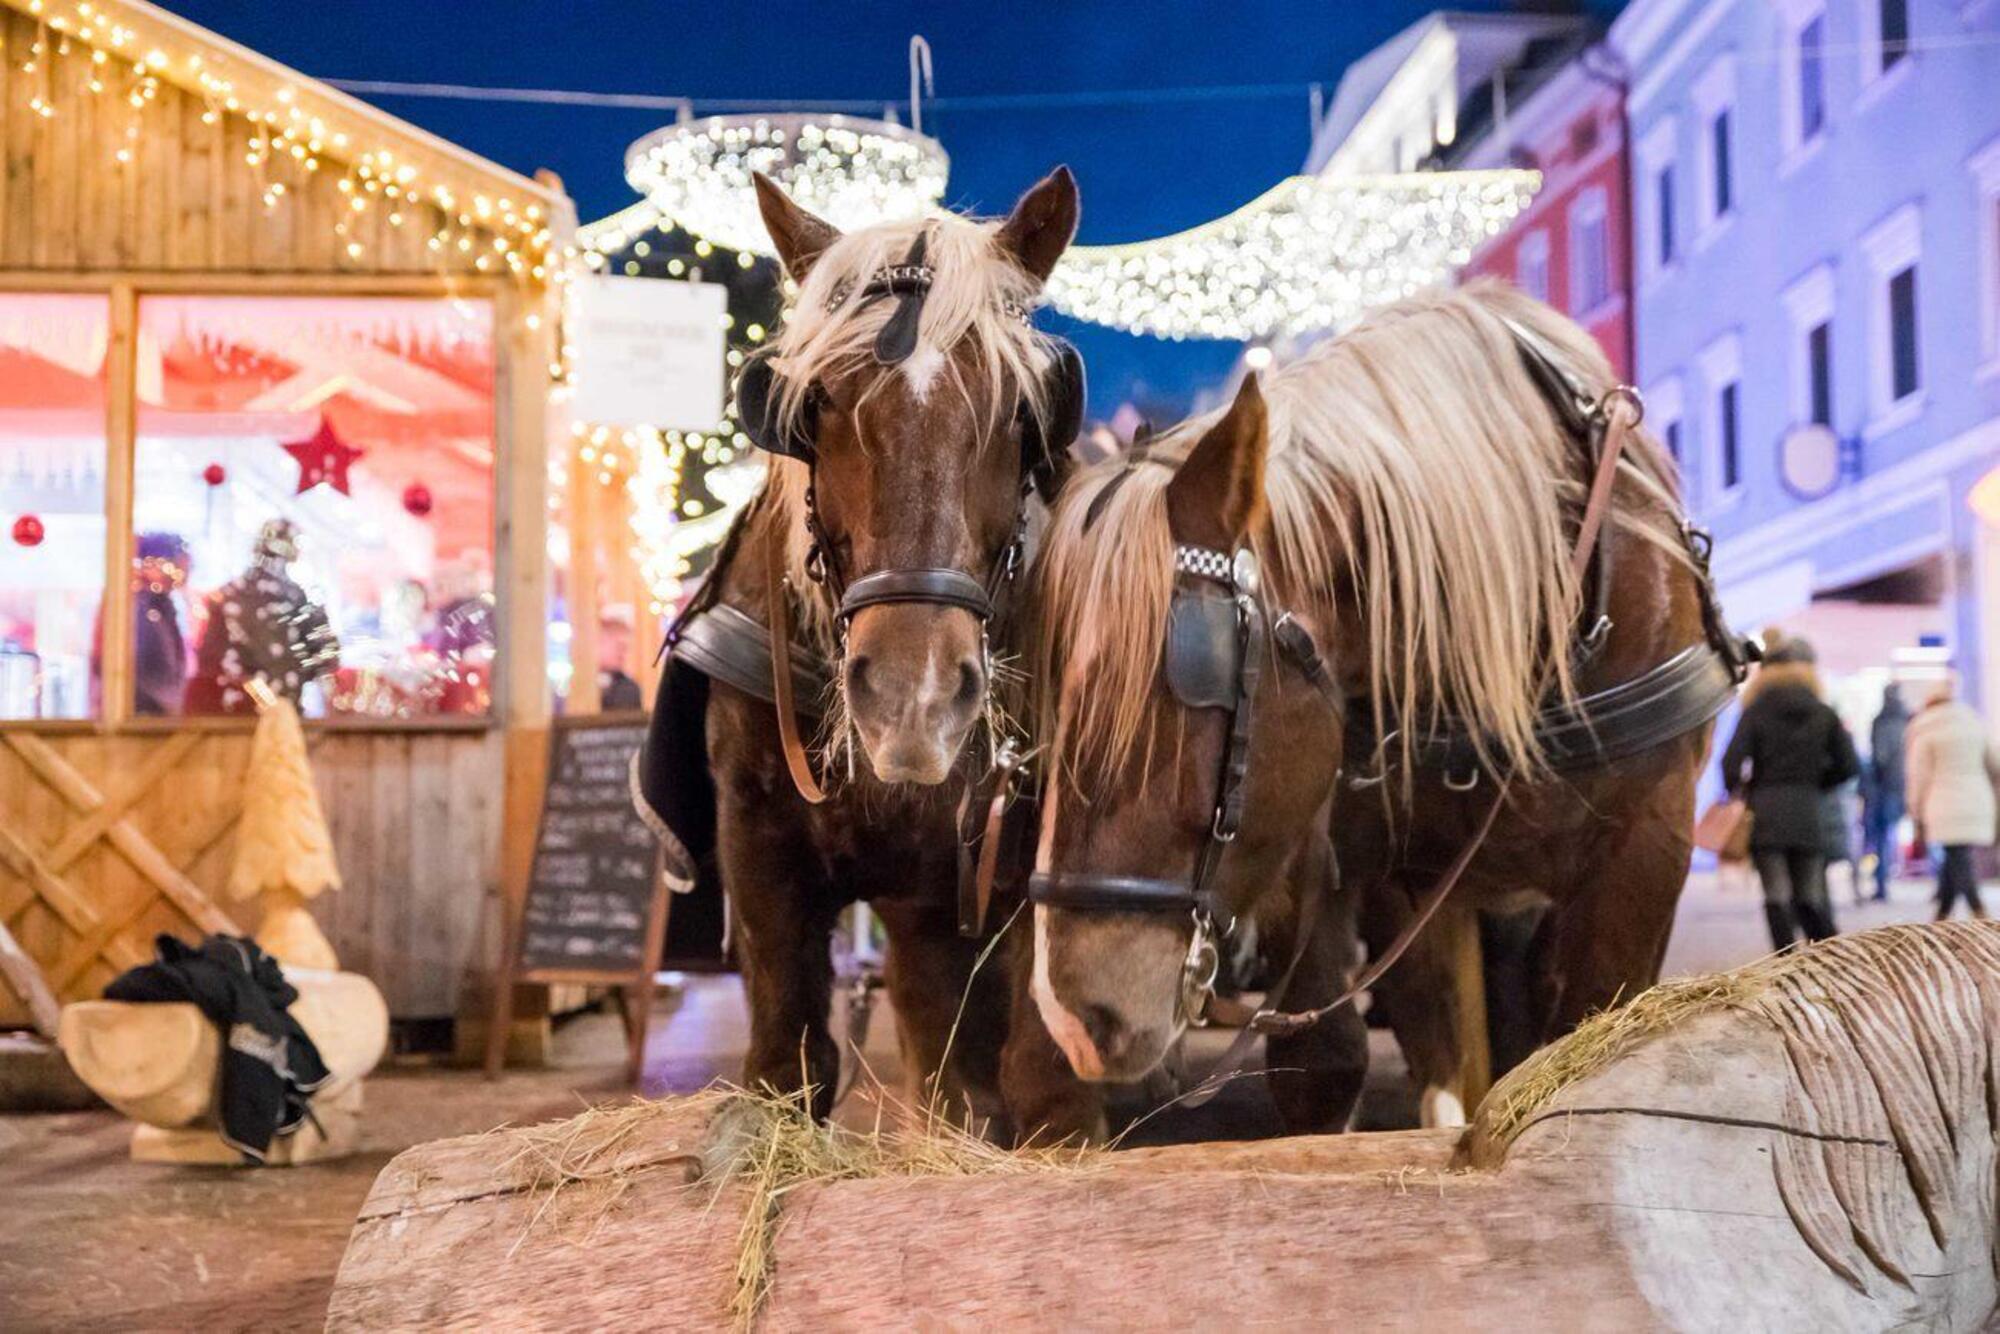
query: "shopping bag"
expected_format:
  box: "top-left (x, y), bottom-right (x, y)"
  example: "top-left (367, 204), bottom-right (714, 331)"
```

top-left (1695, 798), bottom-right (1752, 862)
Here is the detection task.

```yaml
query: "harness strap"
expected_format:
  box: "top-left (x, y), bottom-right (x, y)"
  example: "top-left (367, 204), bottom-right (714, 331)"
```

top-left (960, 741), bottom-right (1027, 937)
top-left (767, 526), bottom-right (831, 805)
top-left (671, 601), bottom-right (832, 715)
top-left (1195, 389), bottom-right (1642, 1049)
top-left (840, 567), bottom-right (995, 620)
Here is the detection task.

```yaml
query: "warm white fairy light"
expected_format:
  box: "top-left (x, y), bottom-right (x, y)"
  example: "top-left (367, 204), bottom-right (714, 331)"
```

top-left (2, 0), bottom-right (560, 283)
top-left (624, 421), bottom-right (762, 611)
top-left (625, 113), bottom-right (948, 256)
top-left (1044, 170), bottom-right (1540, 340)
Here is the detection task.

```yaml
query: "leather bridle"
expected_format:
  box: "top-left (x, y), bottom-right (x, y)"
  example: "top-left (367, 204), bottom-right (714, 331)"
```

top-left (743, 233), bottom-right (1084, 803)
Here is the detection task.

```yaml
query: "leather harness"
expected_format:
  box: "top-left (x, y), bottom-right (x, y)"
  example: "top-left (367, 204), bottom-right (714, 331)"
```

top-left (1024, 328), bottom-right (1752, 1063)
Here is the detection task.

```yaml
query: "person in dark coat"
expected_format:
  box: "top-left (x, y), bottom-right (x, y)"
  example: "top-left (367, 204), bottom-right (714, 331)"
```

top-left (1718, 638), bottom-right (1861, 949)
top-left (1862, 684), bottom-right (1910, 902)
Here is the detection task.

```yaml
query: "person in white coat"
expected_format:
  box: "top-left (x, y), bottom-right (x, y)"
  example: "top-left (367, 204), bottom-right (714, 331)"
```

top-left (1904, 677), bottom-right (2000, 919)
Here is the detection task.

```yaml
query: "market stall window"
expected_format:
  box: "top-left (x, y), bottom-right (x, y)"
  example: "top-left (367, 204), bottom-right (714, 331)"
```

top-left (131, 295), bottom-right (497, 720)
top-left (0, 294), bottom-right (111, 721)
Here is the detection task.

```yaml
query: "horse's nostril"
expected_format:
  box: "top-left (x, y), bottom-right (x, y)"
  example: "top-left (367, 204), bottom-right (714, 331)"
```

top-left (1080, 1003), bottom-right (1124, 1058)
top-left (954, 660), bottom-right (982, 708)
top-left (847, 655), bottom-right (874, 700)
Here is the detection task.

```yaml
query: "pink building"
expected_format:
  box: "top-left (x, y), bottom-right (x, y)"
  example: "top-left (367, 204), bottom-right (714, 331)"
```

top-left (1446, 34), bottom-right (1634, 380)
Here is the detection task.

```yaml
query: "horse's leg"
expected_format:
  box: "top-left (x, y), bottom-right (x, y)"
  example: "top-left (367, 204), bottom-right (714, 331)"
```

top-left (1264, 838), bottom-right (1369, 1135)
top-left (1544, 805), bottom-right (1695, 1036)
top-left (872, 897), bottom-right (1009, 1132)
top-left (717, 788), bottom-right (842, 1120)
top-left (999, 925), bottom-right (1107, 1145)
top-left (1359, 876), bottom-right (1467, 1128)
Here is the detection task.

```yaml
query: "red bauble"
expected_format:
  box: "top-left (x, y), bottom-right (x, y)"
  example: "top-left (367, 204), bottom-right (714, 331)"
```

top-left (402, 483), bottom-right (433, 518)
top-left (203, 462), bottom-right (227, 487)
top-left (12, 514), bottom-right (44, 547)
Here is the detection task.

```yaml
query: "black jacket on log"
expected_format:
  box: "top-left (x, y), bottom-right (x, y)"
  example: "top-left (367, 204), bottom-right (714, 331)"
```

top-left (1720, 682), bottom-right (1861, 852)
top-left (105, 934), bottom-right (331, 1161)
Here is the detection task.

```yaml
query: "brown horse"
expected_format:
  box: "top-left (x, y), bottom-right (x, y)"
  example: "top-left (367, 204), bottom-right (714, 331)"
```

top-left (639, 169), bottom-right (1083, 1122)
top-left (1004, 283), bottom-right (1738, 1140)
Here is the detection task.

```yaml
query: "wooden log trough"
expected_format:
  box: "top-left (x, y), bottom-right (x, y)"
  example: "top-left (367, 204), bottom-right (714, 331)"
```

top-left (328, 922), bottom-right (2000, 1330)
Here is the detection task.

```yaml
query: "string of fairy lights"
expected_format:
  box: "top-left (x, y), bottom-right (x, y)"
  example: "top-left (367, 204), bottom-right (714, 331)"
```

top-left (0, 1), bottom-right (1538, 614)
top-left (585, 114), bottom-right (1539, 610)
top-left (1, 0), bottom-right (559, 281)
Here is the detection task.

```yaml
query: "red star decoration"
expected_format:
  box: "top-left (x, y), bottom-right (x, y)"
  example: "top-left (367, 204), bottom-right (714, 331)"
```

top-left (282, 417), bottom-right (364, 496)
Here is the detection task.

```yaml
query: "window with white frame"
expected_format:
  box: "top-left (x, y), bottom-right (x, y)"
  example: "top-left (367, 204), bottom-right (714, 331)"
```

top-left (1777, 0), bottom-right (1830, 156)
top-left (1972, 136), bottom-right (2000, 371)
top-left (1860, 202), bottom-right (1924, 431)
top-left (1569, 188), bottom-right (1611, 317)
top-left (1699, 333), bottom-right (1745, 501)
top-left (1782, 262), bottom-right (1837, 428)
top-left (1646, 376), bottom-right (1687, 478)
top-left (1637, 118), bottom-right (1678, 282)
top-left (1858, 0), bottom-right (1912, 91)
top-left (1693, 55), bottom-right (1738, 236)
top-left (1516, 229), bottom-right (1550, 303)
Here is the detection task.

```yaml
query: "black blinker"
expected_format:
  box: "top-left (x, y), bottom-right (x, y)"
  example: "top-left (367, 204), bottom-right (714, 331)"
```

top-left (871, 232), bottom-right (930, 366)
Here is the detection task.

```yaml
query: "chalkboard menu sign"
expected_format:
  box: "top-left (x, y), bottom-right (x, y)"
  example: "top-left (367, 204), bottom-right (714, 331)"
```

top-left (486, 712), bottom-right (669, 1084)
top-left (520, 714), bottom-right (660, 974)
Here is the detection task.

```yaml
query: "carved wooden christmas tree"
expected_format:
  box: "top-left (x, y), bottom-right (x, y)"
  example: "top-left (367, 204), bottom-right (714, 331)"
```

top-left (228, 681), bottom-right (342, 970)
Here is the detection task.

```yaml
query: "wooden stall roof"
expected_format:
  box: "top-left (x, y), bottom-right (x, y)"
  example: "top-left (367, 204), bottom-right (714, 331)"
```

top-left (0, 0), bottom-right (572, 277)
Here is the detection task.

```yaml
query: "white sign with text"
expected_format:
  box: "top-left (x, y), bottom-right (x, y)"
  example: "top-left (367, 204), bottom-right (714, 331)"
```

top-left (572, 276), bottom-right (728, 431)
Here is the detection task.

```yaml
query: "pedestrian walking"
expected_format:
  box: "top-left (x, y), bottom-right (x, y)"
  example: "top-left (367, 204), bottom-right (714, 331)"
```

top-left (1904, 677), bottom-right (2000, 921)
top-left (1861, 683), bottom-right (1909, 902)
top-left (1718, 638), bottom-right (1860, 949)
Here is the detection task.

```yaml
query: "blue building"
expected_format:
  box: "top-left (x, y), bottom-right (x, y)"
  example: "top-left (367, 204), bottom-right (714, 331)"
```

top-left (1612, 0), bottom-right (2000, 716)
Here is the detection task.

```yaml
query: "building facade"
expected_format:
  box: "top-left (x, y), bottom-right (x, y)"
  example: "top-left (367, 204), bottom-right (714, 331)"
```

top-left (1612, 0), bottom-right (2000, 710)
top-left (1445, 34), bottom-right (1633, 378)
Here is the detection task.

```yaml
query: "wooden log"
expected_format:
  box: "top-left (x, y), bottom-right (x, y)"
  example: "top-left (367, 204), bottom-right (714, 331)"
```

top-left (328, 923), bottom-right (2000, 1330)
top-left (58, 967), bottom-right (390, 1164)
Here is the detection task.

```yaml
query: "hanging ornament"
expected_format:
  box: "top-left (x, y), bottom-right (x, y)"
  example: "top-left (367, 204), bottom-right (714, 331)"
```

top-left (12, 514), bottom-right (45, 547)
top-left (282, 417), bottom-right (364, 497)
top-left (203, 462), bottom-right (227, 487)
top-left (401, 483), bottom-right (433, 518)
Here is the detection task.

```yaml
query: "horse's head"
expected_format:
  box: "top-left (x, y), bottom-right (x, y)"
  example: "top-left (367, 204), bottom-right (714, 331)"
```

top-left (1027, 377), bottom-right (1346, 1081)
top-left (747, 169), bottom-right (1083, 785)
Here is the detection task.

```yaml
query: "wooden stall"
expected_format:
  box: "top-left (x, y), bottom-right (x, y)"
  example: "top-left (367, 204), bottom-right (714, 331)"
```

top-left (0, 0), bottom-right (569, 1025)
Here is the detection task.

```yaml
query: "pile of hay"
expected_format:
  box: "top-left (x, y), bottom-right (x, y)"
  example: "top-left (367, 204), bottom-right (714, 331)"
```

top-left (487, 1083), bottom-right (1097, 1326)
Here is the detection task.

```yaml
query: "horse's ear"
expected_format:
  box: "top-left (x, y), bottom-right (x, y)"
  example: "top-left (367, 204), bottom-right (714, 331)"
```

top-left (754, 172), bottom-right (840, 282)
top-left (1167, 374), bottom-right (1267, 549)
top-left (995, 165), bottom-right (1079, 286)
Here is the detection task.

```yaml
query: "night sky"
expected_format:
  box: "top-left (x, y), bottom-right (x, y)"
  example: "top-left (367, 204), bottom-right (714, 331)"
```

top-left (161, 0), bottom-right (1611, 415)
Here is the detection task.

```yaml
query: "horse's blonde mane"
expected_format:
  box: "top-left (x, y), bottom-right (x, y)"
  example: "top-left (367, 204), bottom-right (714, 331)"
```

top-left (1038, 281), bottom-right (1688, 796)
top-left (758, 210), bottom-right (1058, 650)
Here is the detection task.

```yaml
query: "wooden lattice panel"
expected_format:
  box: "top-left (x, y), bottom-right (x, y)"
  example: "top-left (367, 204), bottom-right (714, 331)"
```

top-left (0, 728), bottom-right (503, 1025)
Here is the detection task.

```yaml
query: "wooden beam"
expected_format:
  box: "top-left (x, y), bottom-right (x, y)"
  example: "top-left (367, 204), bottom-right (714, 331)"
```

top-left (492, 279), bottom-right (555, 730)
top-left (99, 282), bottom-right (137, 728)
top-left (0, 824), bottom-right (105, 937)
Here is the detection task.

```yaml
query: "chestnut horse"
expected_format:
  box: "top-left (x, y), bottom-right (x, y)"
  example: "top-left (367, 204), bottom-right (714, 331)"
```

top-left (1004, 284), bottom-right (1739, 1140)
top-left (639, 169), bottom-right (1083, 1122)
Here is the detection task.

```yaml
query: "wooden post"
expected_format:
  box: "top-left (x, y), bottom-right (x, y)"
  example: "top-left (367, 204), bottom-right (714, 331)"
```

top-left (488, 270), bottom-right (559, 1072)
top-left (99, 282), bottom-right (138, 728)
